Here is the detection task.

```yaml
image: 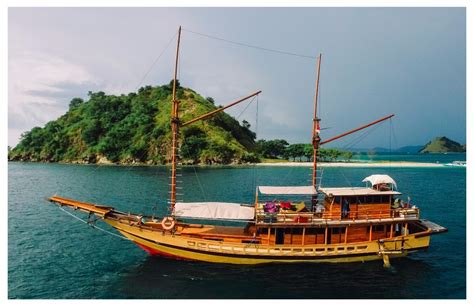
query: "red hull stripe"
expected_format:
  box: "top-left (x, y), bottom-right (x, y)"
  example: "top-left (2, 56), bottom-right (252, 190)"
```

top-left (134, 241), bottom-right (192, 261)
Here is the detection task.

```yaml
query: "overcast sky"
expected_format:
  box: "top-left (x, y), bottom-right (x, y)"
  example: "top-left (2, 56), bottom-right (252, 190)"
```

top-left (8, 7), bottom-right (466, 149)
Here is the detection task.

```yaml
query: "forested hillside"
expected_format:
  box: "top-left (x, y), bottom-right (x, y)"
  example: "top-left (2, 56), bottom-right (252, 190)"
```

top-left (9, 82), bottom-right (259, 165)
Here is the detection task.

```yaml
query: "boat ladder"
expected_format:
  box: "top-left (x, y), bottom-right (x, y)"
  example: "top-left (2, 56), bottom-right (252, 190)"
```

top-left (377, 238), bottom-right (406, 267)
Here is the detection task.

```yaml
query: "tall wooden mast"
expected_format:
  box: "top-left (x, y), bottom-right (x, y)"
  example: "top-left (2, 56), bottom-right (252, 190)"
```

top-left (311, 54), bottom-right (322, 188)
top-left (170, 26), bottom-right (182, 213)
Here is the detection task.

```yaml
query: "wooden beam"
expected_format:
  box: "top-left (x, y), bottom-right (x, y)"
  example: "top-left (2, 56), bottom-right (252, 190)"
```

top-left (49, 196), bottom-right (113, 217)
top-left (180, 91), bottom-right (262, 127)
top-left (320, 114), bottom-right (395, 145)
top-left (169, 26), bottom-right (182, 211)
top-left (302, 227), bottom-right (306, 246)
top-left (311, 54), bottom-right (322, 187)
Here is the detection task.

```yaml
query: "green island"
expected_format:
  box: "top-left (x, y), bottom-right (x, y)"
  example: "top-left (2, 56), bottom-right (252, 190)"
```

top-left (8, 82), bottom-right (353, 165)
top-left (419, 136), bottom-right (466, 153)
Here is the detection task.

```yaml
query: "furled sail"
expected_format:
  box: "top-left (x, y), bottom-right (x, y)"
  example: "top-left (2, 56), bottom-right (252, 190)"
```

top-left (174, 202), bottom-right (255, 220)
top-left (258, 186), bottom-right (317, 195)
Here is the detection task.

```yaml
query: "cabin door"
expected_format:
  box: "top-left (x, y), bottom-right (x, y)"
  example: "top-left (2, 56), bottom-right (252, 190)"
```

top-left (275, 229), bottom-right (285, 244)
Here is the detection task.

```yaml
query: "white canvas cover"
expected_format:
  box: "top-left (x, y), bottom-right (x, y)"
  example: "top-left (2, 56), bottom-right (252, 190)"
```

top-left (174, 202), bottom-right (255, 220)
top-left (362, 174), bottom-right (398, 189)
top-left (258, 186), bottom-right (317, 195)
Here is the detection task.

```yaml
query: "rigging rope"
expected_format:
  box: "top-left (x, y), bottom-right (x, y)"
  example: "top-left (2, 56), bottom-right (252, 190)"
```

top-left (235, 96), bottom-right (257, 120)
top-left (182, 28), bottom-right (316, 60)
top-left (57, 205), bottom-right (132, 241)
top-left (134, 30), bottom-right (178, 91)
top-left (329, 119), bottom-right (391, 188)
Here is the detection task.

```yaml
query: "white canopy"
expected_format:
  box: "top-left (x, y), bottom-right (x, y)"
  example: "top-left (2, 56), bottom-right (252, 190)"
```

top-left (362, 174), bottom-right (398, 189)
top-left (174, 202), bottom-right (255, 220)
top-left (319, 187), bottom-right (401, 196)
top-left (258, 186), bottom-right (317, 195)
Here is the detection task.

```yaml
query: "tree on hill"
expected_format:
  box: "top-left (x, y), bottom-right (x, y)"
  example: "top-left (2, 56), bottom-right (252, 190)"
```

top-left (420, 136), bottom-right (466, 153)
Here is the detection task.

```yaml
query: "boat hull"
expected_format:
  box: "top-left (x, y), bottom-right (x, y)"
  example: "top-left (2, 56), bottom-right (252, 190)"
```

top-left (105, 219), bottom-right (431, 265)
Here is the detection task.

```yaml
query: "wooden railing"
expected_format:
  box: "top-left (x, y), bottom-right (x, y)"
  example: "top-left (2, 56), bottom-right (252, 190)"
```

top-left (255, 208), bottom-right (419, 225)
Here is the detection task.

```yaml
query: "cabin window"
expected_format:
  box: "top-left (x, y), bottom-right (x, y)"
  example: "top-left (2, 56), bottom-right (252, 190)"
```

top-left (332, 227), bottom-right (346, 234)
top-left (258, 227), bottom-right (269, 234)
top-left (381, 195), bottom-right (389, 203)
top-left (306, 228), bottom-right (325, 235)
top-left (373, 225), bottom-right (385, 232)
top-left (331, 227), bottom-right (346, 244)
top-left (276, 228), bottom-right (285, 244)
top-left (335, 196), bottom-right (341, 204)
top-left (349, 196), bottom-right (357, 204)
top-left (292, 228), bottom-right (303, 235)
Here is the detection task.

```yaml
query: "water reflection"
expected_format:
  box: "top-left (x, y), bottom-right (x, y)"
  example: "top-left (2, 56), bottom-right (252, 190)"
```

top-left (114, 255), bottom-right (438, 299)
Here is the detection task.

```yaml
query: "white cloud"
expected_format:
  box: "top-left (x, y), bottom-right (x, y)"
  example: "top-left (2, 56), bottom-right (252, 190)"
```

top-left (8, 52), bottom-right (99, 145)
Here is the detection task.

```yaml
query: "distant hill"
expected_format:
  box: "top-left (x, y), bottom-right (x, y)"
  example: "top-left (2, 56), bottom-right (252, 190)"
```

top-left (342, 145), bottom-right (424, 154)
top-left (419, 136), bottom-right (466, 153)
top-left (8, 82), bottom-right (259, 165)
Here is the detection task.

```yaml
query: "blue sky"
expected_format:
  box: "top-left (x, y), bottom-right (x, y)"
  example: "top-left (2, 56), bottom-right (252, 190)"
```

top-left (8, 7), bottom-right (466, 149)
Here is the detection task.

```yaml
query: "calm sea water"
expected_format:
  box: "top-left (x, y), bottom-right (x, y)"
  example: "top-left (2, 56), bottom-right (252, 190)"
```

top-left (8, 156), bottom-right (466, 299)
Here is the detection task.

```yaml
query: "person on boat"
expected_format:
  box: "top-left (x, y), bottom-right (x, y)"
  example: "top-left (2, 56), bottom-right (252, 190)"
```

top-left (392, 198), bottom-right (401, 209)
top-left (342, 198), bottom-right (350, 218)
top-left (315, 202), bottom-right (325, 218)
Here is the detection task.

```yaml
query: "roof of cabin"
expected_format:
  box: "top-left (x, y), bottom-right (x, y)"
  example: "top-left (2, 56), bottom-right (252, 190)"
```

top-left (319, 187), bottom-right (401, 196)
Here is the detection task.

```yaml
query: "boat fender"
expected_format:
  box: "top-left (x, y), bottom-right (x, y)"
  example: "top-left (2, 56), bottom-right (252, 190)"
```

top-left (161, 217), bottom-right (175, 231)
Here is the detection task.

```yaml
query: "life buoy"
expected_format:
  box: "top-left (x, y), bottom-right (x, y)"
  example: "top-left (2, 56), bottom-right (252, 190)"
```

top-left (161, 217), bottom-right (175, 231)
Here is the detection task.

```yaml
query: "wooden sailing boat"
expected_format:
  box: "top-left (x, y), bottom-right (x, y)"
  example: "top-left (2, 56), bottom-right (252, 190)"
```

top-left (49, 27), bottom-right (447, 266)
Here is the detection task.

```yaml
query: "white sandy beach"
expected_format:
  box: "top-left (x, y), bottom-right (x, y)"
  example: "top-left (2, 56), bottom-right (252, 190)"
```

top-left (257, 161), bottom-right (444, 167)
